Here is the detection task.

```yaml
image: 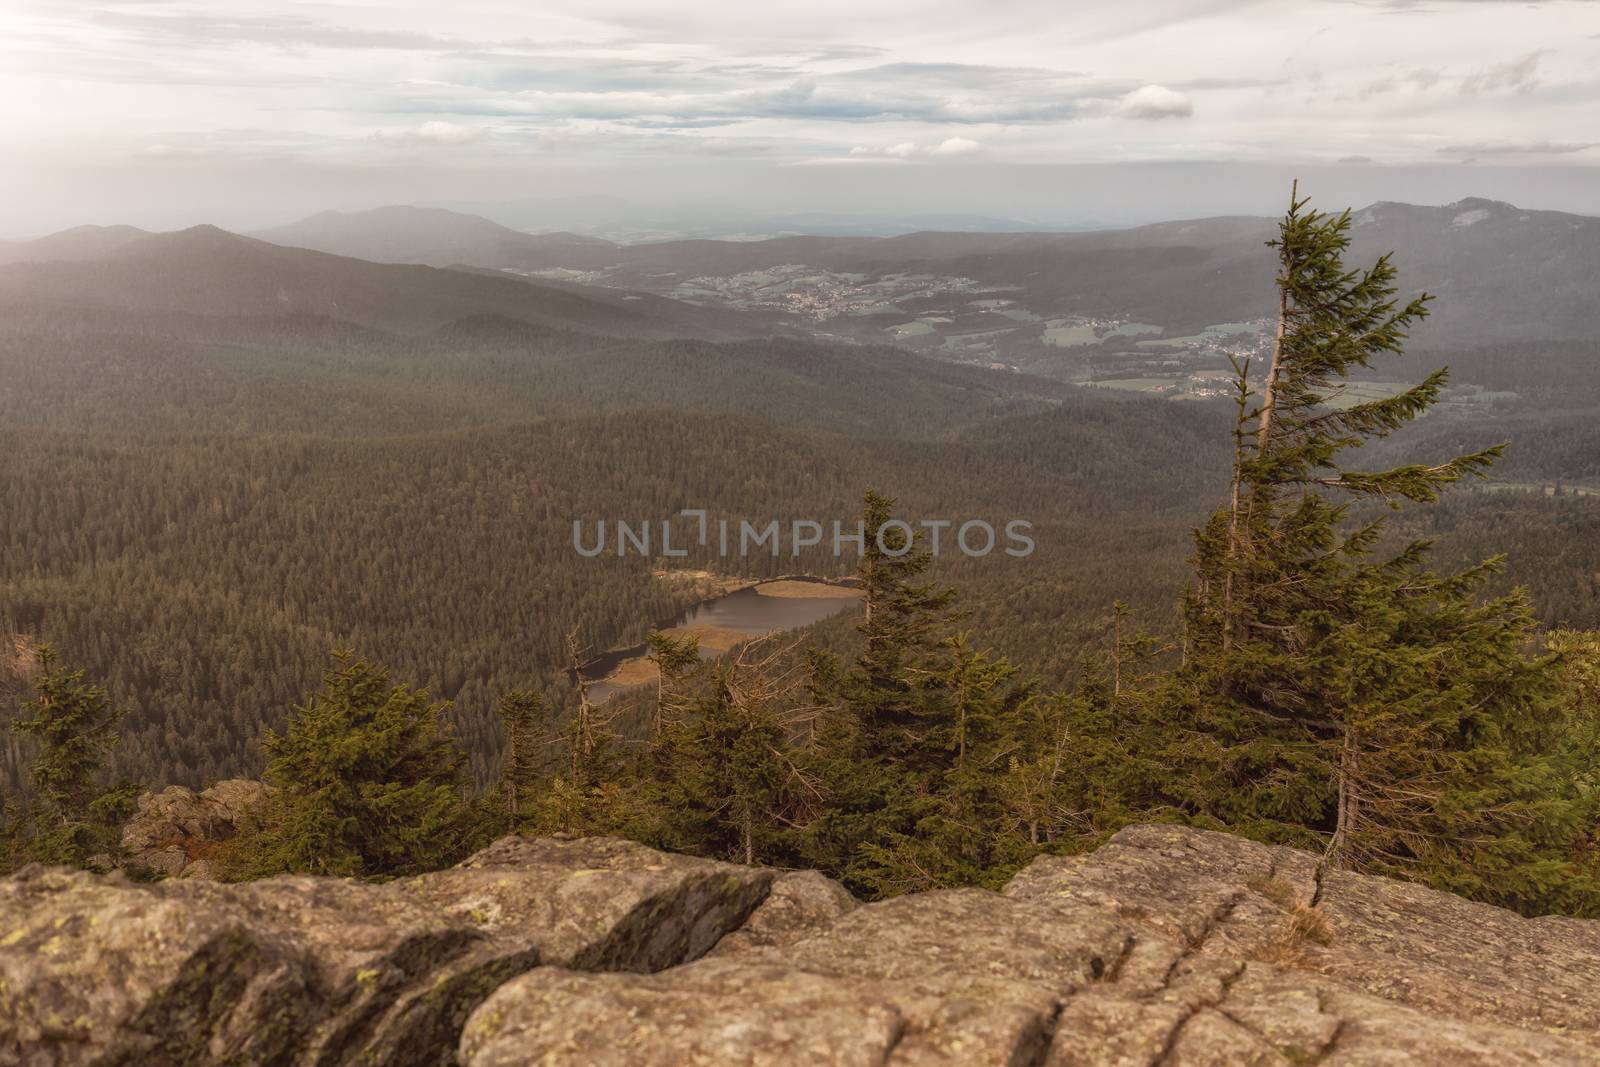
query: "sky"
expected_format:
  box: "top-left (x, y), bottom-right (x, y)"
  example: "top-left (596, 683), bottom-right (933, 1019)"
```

top-left (3, 0), bottom-right (1599, 236)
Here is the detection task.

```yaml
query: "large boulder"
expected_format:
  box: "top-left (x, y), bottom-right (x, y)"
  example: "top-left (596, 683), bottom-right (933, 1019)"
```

top-left (462, 825), bottom-right (1600, 1066)
top-left (0, 836), bottom-right (772, 1067)
top-left (120, 779), bottom-right (275, 879)
top-left (708, 870), bottom-right (859, 957)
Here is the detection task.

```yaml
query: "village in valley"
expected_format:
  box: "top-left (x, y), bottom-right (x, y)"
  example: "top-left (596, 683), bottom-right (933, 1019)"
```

top-left (523, 259), bottom-right (1294, 398)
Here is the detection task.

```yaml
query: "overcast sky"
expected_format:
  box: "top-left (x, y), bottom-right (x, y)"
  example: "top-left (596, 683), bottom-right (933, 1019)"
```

top-left (3, 0), bottom-right (1599, 236)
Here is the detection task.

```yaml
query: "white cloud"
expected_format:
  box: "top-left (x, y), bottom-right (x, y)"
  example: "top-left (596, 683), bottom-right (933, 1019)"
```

top-left (846, 137), bottom-right (983, 160)
top-left (415, 121), bottom-right (482, 145)
top-left (864, 141), bottom-right (920, 158)
top-left (374, 121), bottom-right (483, 146)
top-left (1113, 84), bottom-right (1194, 120)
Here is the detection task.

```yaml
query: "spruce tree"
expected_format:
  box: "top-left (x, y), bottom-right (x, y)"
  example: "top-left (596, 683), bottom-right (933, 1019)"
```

top-left (1166, 185), bottom-right (1595, 914)
top-left (224, 653), bottom-right (473, 879)
top-left (654, 664), bottom-right (796, 865)
top-left (4, 646), bottom-right (135, 868)
top-left (804, 490), bottom-right (959, 893)
top-left (646, 630), bottom-right (702, 737)
top-left (858, 634), bottom-right (1039, 893)
top-left (492, 689), bottom-right (554, 832)
top-left (531, 630), bottom-right (638, 837)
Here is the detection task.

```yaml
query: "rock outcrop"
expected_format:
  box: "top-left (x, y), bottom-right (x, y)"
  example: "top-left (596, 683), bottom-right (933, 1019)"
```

top-left (0, 836), bottom-right (772, 1066)
top-left (120, 779), bottom-right (275, 879)
top-left (6, 824), bottom-right (1600, 1066)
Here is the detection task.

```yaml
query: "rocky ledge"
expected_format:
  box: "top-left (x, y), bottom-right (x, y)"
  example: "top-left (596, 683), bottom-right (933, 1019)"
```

top-left (4, 825), bottom-right (1599, 1066)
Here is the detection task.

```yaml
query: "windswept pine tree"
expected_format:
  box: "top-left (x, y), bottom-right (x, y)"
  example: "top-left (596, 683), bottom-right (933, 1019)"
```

top-left (1162, 184), bottom-right (1597, 914)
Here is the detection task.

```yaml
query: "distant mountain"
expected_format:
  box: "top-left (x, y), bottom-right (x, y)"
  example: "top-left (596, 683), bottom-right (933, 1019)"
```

top-left (434, 191), bottom-right (1090, 241)
top-left (0, 224), bottom-right (152, 264)
top-left (571, 200), bottom-right (1598, 344)
top-left (436, 194), bottom-right (636, 236)
top-left (250, 206), bottom-right (609, 270)
top-left (250, 199), bottom-right (1600, 346)
top-left (0, 224), bottom-right (757, 339)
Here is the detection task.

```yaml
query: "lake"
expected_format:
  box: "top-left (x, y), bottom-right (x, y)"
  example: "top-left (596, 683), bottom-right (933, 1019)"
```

top-left (582, 578), bottom-right (862, 702)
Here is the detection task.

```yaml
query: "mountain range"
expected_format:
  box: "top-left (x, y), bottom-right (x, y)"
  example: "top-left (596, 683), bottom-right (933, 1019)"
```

top-left (242, 198), bottom-right (1600, 346)
top-left (6, 197), bottom-right (1596, 352)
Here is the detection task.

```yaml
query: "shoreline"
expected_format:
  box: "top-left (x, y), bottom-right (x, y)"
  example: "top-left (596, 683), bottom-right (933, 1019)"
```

top-left (584, 575), bottom-right (863, 695)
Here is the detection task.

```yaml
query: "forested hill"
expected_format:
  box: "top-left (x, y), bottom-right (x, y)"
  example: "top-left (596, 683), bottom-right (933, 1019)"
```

top-left (0, 223), bottom-right (152, 264)
top-left (0, 401), bottom-right (1238, 789)
top-left (0, 225), bottom-right (763, 340)
top-left (0, 297), bottom-right (1071, 436)
top-left (251, 205), bottom-right (610, 268)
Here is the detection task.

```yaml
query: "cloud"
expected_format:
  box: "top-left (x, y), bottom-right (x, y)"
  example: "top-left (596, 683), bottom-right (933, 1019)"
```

top-left (1460, 51), bottom-right (1544, 95)
top-left (1338, 155), bottom-right (1375, 163)
top-left (1347, 68), bottom-right (1442, 100)
top-left (88, 11), bottom-right (476, 51)
top-left (1113, 85), bottom-right (1194, 119)
top-left (373, 121), bottom-right (483, 146)
top-left (382, 69), bottom-right (1101, 127)
top-left (7, 0), bottom-right (1597, 191)
top-left (1371, 0), bottom-right (1596, 7)
top-left (845, 137), bottom-right (983, 160)
top-left (1437, 140), bottom-right (1600, 158)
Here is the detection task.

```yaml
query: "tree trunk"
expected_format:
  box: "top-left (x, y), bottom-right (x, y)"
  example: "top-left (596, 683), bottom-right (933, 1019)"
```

top-left (1221, 358), bottom-right (1252, 652)
top-left (1255, 179), bottom-right (1299, 458)
top-left (740, 801), bottom-right (754, 866)
top-left (1314, 725), bottom-right (1359, 904)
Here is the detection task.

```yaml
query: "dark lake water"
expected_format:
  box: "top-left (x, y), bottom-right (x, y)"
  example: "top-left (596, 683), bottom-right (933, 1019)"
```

top-left (584, 580), bottom-right (861, 701)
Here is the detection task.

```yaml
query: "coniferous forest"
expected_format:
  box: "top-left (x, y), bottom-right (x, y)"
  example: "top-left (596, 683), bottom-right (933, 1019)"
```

top-left (4, 193), bottom-right (1600, 920)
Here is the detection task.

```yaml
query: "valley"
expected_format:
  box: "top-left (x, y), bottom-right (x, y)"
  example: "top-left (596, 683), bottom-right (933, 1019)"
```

top-left (514, 256), bottom-right (1280, 389)
top-left (1, 197), bottom-right (1597, 794)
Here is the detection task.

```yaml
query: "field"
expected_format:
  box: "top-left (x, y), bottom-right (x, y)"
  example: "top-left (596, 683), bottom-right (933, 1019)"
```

top-left (1317, 380), bottom-right (1412, 410)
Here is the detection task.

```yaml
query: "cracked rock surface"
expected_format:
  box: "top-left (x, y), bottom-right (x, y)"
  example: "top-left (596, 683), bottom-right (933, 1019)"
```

top-left (465, 826), bottom-right (1600, 1066)
top-left (6, 824), bottom-right (1600, 1066)
top-left (0, 836), bottom-right (772, 1066)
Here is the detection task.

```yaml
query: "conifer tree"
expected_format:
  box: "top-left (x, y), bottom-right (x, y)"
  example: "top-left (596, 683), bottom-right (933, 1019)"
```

top-left (3, 646), bottom-right (134, 868)
top-left (804, 490), bottom-right (959, 892)
top-left (1549, 630), bottom-right (1600, 859)
top-left (858, 634), bottom-right (1038, 892)
top-left (646, 630), bottom-right (702, 737)
top-left (655, 667), bottom-right (793, 865)
top-left (1166, 185), bottom-right (1595, 914)
top-left (492, 689), bottom-right (554, 831)
top-left (847, 490), bottom-right (959, 754)
top-left (644, 633), bottom-right (818, 865)
top-left (223, 653), bottom-right (473, 878)
top-left (531, 631), bottom-right (638, 836)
